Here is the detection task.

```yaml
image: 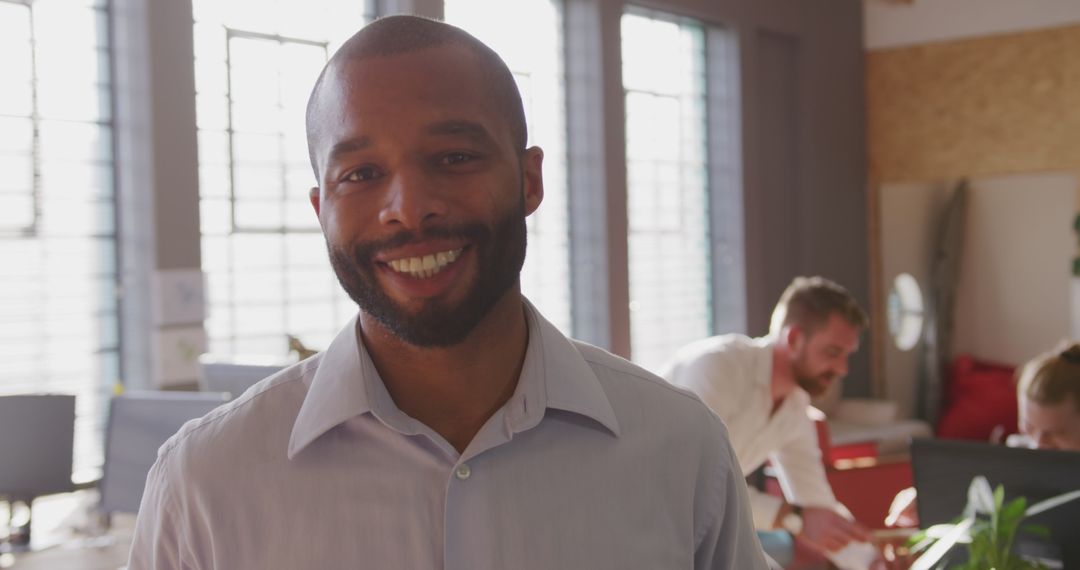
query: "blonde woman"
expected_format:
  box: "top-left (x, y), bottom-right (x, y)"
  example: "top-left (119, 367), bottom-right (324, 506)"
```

top-left (887, 342), bottom-right (1080, 528)
top-left (1008, 341), bottom-right (1080, 450)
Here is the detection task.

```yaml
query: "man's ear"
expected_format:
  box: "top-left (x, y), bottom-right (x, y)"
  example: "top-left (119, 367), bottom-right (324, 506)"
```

top-left (521, 146), bottom-right (544, 216)
top-left (784, 325), bottom-right (803, 351)
top-left (309, 187), bottom-right (321, 217)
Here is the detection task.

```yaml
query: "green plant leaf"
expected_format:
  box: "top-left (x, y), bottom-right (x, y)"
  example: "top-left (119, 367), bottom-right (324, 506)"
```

top-left (1025, 488), bottom-right (1080, 517)
top-left (911, 517), bottom-right (973, 570)
top-left (999, 498), bottom-right (1026, 537)
top-left (966, 476), bottom-right (996, 517)
top-left (1021, 523), bottom-right (1051, 539)
top-left (908, 529), bottom-right (928, 545)
top-left (922, 523), bottom-right (962, 541)
top-left (918, 477), bottom-right (1069, 570)
top-left (998, 497), bottom-right (1028, 568)
top-left (968, 532), bottom-right (991, 565)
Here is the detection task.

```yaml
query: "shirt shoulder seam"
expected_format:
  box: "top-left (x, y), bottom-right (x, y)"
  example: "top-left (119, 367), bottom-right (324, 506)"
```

top-left (578, 350), bottom-right (716, 413)
top-left (156, 360), bottom-right (318, 460)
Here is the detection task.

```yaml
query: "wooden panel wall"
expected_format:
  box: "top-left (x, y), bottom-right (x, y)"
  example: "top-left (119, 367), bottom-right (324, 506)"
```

top-left (867, 24), bottom-right (1080, 185)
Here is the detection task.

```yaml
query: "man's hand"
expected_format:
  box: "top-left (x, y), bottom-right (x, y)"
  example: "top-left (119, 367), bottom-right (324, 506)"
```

top-left (796, 506), bottom-right (872, 555)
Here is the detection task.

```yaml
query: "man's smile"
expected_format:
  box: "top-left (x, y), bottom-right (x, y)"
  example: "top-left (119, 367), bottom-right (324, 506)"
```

top-left (383, 247), bottom-right (465, 279)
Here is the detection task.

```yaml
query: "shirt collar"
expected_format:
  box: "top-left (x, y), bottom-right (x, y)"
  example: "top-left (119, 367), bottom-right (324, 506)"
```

top-left (516, 300), bottom-right (620, 437)
top-left (752, 335), bottom-right (811, 408)
top-left (287, 314), bottom-right (375, 459)
top-left (754, 335), bottom-right (776, 388)
top-left (287, 299), bottom-right (619, 459)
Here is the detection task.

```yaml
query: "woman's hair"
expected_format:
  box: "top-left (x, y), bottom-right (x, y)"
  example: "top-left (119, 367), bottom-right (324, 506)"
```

top-left (1017, 341), bottom-right (1080, 410)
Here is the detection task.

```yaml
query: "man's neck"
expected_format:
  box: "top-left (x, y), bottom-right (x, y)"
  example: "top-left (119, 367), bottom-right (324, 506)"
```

top-left (769, 341), bottom-right (797, 414)
top-left (358, 291), bottom-right (530, 455)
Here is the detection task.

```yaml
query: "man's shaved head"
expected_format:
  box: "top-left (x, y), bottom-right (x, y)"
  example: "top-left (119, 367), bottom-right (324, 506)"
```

top-left (305, 15), bottom-right (528, 179)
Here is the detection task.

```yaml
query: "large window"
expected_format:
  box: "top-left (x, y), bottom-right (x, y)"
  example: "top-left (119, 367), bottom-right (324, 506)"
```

top-left (0, 0), bottom-right (117, 474)
top-left (194, 0), bottom-right (373, 357)
top-left (622, 11), bottom-right (712, 372)
top-left (444, 0), bottom-right (572, 334)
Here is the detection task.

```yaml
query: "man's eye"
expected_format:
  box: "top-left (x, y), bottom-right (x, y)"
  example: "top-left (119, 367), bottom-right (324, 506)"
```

top-left (439, 152), bottom-right (474, 166)
top-left (343, 166), bottom-right (380, 182)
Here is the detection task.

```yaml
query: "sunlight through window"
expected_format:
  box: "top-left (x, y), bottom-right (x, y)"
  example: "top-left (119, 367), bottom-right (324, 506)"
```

top-left (444, 0), bottom-right (572, 335)
top-left (0, 0), bottom-right (117, 473)
top-left (194, 0), bottom-right (373, 358)
top-left (622, 11), bottom-right (711, 373)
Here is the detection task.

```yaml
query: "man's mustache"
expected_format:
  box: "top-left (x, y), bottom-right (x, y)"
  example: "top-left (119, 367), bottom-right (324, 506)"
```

top-left (351, 223), bottom-right (490, 263)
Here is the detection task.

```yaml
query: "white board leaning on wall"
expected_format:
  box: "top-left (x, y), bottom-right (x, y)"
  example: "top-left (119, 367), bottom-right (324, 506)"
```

top-left (879, 171), bottom-right (1077, 418)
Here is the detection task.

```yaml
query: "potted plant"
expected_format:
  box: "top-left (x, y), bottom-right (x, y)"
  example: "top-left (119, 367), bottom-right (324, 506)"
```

top-left (909, 476), bottom-right (1080, 570)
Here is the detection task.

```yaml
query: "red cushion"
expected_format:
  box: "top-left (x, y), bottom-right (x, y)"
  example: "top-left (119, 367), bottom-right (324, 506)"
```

top-left (936, 355), bottom-right (1019, 441)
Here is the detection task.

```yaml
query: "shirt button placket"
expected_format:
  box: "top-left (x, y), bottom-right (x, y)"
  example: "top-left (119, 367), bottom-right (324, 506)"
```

top-left (455, 463), bottom-right (471, 481)
top-left (444, 462), bottom-right (477, 570)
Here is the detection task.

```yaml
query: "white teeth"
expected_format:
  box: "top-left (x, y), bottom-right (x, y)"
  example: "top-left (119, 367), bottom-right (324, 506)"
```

top-left (386, 248), bottom-right (463, 279)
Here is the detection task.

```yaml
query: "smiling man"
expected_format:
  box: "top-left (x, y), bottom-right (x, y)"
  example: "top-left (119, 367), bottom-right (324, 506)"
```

top-left (128, 16), bottom-right (767, 570)
top-left (664, 276), bottom-right (872, 560)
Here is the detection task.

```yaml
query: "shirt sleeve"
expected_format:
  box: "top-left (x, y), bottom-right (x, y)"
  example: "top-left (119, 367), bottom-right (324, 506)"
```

top-left (694, 416), bottom-right (771, 570)
top-left (127, 454), bottom-right (190, 570)
top-left (769, 413), bottom-right (838, 512)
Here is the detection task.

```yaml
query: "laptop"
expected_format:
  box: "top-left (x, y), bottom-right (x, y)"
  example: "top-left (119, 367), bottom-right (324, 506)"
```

top-left (911, 438), bottom-right (1080, 568)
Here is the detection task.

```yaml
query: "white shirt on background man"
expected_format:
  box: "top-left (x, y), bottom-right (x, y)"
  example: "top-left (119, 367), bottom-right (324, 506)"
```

top-left (664, 334), bottom-right (842, 530)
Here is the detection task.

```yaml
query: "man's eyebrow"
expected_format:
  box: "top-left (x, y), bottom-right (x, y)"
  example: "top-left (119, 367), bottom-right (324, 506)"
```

top-left (425, 120), bottom-right (497, 145)
top-left (327, 136), bottom-right (371, 162)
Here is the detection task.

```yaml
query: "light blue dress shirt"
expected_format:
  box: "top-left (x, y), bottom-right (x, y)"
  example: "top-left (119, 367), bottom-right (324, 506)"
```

top-left (129, 302), bottom-right (768, 569)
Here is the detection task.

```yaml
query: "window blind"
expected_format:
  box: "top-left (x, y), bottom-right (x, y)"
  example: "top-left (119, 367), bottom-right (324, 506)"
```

top-left (0, 0), bottom-right (118, 476)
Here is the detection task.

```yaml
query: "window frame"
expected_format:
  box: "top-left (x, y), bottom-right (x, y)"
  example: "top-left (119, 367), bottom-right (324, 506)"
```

top-left (0, 0), bottom-right (40, 237)
top-left (223, 27), bottom-right (329, 235)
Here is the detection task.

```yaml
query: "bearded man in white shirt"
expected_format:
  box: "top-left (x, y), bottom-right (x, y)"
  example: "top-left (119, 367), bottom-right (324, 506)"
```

top-left (128, 15), bottom-right (768, 570)
top-left (664, 276), bottom-right (874, 561)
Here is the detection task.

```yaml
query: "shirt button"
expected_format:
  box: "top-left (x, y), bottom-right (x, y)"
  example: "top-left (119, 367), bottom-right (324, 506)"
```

top-left (455, 464), bottom-right (471, 480)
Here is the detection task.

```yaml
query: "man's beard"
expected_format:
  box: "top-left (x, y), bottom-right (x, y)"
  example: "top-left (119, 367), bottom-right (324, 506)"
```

top-left (792, 353), bottom-right (836, 398)
top-left (795, 374), bottom-right (832, 398)
top-left (327, 201), bottom-right (527, 348)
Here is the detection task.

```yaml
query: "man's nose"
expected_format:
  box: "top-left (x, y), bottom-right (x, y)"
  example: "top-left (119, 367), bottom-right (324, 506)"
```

top-left (378, 169), bottom-right (448, 229)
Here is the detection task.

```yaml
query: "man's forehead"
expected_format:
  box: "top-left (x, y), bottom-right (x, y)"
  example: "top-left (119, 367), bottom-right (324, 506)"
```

top-left (323, 49), bottom-right (490, 114)
top-left (810, 316), bottom-right (860, 344)
top-left (312, 51), bottom-right (511, 147)
top-left (331, 44), bottom-right (482, 91)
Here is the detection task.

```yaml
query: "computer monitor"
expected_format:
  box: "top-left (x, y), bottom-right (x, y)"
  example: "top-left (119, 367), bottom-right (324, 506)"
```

top-left (912, 438), bottom-right (1080, 568)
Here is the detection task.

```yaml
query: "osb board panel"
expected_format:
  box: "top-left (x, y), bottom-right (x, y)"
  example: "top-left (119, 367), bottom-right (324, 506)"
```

top-left (867, 24), bottom-right (1080, 185)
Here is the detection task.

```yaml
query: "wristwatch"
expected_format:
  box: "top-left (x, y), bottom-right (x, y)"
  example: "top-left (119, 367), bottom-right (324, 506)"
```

top-left (781, 504), bottom-right (804, 536)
